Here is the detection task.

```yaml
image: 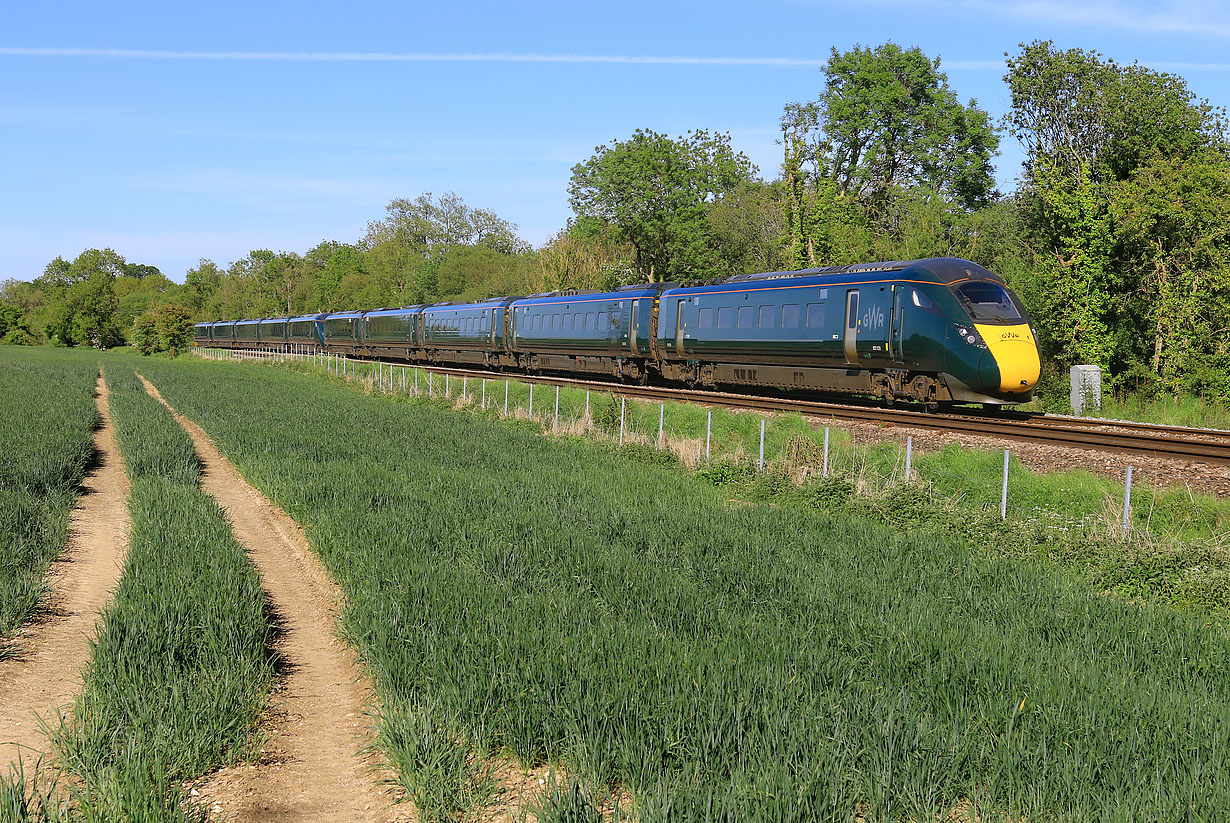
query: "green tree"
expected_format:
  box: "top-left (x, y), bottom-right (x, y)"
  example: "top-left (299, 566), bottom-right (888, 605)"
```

top-left (34, 248), bottom-right (125, 348)
top-left (184, 259), bottom-right (223, 315)
top-left (785, 43), bottom-right (999, 212)
top-left (568, 129), bottom-right (757, 281)
top-left (1005, 40), bottom-right (1230, 391)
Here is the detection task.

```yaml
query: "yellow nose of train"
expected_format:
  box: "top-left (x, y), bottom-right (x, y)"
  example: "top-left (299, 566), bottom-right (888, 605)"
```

top-left (976, 324), bottom-right (1041, 395)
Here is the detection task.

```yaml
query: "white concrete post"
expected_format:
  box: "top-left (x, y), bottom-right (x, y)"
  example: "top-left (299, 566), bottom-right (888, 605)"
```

top-left (1001, 449), bottom-right (1010, 520)
top-left (823, 428), bottom-right (830, 477)
top-left (504, 380), bottom-right (509, 415)
top-left (706, 410), bottom-right (712, 462)
top-left (905, 437), bottom-right (913, 483)
top-left (658, 403), bottom-right (665, 448)
top-left (758, 419), bottom-right (765, 470)
top-left (1123, 466), bottom-right (1133, 535)
top-left (619, 397), bottom-right (626, 446)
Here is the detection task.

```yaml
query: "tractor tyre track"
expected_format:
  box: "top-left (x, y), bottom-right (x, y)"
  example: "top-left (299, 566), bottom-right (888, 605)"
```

top-left (138, 376), bottom-right (407, 823)
top-left (0, 376), bottom-right (129, 775)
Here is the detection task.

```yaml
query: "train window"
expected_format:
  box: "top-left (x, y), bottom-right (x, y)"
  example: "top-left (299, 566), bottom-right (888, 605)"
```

top-left (563, 313), bottom-right (572, 331)
top-left (737, 306), bottom-right (754, 329)
top-left (597, 312), bottom-right (609, 330)
top-left (758, 305), bottom-right (776, 328)
top-left (698, 307), bottom-right (714, 329)
top-left (717, 306), bottom-right (733, 329)
top-left (586, 312), bottom-right (596, 330)
top-left (806, 303), bottom-right (824, 327)
top-left (781, 304), bottom-right (800, 328)
top-left (953, 282), bottom-right (1022, 322)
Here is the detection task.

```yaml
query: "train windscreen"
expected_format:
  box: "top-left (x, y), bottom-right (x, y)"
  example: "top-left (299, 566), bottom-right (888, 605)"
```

top-left (952, 281), bottom-right (1023, 323)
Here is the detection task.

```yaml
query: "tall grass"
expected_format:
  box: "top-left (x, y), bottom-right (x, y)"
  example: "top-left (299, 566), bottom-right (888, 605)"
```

top-left (141, 356), bottom-right (1230, 821)
top-left (34, 363), bottom-right (278, 820)
top-left (0, 348), bottom-right (100, 652)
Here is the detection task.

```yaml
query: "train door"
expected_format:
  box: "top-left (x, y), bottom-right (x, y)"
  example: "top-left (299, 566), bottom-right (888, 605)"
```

top-left (674, 299), bottom-right (686, 355)
top-left (630, 299), bottom-right (640, 354)
top-left (843, 290), bottom-right (859, 364)
top-left (889, 285), bottom-right (904, 361)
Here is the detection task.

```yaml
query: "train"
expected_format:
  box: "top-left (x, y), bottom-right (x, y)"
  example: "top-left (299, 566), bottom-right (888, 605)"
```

top-left (193, 256), bottom-right (1042, 410)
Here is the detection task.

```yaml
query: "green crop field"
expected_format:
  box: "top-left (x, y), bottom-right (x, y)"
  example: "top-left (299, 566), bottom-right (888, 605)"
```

top-left (134, 354), bottom-right (1230, 822)
top-left (0, 347), bottom-right (100, 653)
top-left (7, 362), bottom-right (279, 821)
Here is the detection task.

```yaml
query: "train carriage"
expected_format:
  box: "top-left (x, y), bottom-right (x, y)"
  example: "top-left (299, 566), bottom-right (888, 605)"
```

top-left (288, 313), bottom-right (327, 348)
top-left (257, 317), bottom-right (289, 351)
top-left (360, 307), bottom-right (420, 359)
top-left (508, 285), bottom-right (667, 379)
top-left (322, 311), bottom-right (363, 354)
top-left (419, 298), bottom-right (516, 368)
top-left (193, 322), bottom-right (212, 347)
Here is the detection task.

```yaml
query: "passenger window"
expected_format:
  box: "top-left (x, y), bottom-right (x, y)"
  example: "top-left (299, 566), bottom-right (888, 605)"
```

top-left (806, 304), bottom-right (824, 327)
top-left (586, 312), bottom-right (595, 330)
top-left (564, 313), bottom-right (572, 331)
top-left (699, 307), bottom-right (714, 329)
top-left (598, 312), bottom-right (608, 330)
top-left (551, 314), bottom-right (559, 330)
top-left (737, 306), bottom-right (754, 329)
top-left (717, 307), bottom-right (733, 329)
top-left (758, 305), bottom-right (776, 328)
top-left (781, 304), bottom-right (800, 328)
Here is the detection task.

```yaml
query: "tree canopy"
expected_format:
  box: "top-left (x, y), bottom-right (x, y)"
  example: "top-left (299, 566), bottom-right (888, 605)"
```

top-left (568, 129), bottom-right (757, 281)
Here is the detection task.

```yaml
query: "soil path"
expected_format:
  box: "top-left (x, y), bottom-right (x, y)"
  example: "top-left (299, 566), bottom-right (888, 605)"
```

top-left (0, 376), bottom-right (129, 775)
top-left (138, 376), bottom-right (408, 823)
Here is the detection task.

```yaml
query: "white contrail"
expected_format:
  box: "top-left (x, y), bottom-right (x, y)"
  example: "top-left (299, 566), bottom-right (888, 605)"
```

top-left (0, 47), bottom-right (828, 66)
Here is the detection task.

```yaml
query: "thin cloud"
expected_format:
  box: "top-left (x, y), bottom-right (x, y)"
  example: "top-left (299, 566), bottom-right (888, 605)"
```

top-left (849, 0), bottom-right (1230, 39)
top-left (0, 47), bottom-right (827, 66)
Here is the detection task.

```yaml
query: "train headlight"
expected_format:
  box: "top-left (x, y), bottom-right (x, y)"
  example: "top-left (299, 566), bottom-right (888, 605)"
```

top-left (953, 324), bottom-right (988, 349)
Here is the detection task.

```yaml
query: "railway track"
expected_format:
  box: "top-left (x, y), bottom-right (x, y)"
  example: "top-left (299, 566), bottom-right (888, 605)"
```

top-left (208, 348), bottom-right (1230, 467)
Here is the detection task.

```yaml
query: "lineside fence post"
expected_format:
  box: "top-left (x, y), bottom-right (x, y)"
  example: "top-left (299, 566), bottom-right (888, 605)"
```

top-left (658, 403), bottom-right (665, 449)
top-left (1123, 466), bottom-right (1133, 537)
top-left (504, 380), bottom-right (509, 416)
top-left (554, 386), bottom-right (560, 430)
top-left (482, 379), bottom-right (487, 409)
top-left (823, 427), bottom-right (830, 477)
top-left (905, 437), bottom-right (913, 483)
top-left (706, 410), bottom-right (712, 462)
top-left (529, 383), bottom-right (534, 418)
top-left (585, 391), bottom-right (590, 430)
top-left (758, 419), bottom-right (765, 470)
top-left (1001, 449), bottom-right (1010, 520)
top-left (619, 397), bottom-right (626, 446)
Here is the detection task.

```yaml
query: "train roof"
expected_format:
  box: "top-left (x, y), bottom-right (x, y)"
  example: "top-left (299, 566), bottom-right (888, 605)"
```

top-left (719, 257), bottom-right (1000, 286)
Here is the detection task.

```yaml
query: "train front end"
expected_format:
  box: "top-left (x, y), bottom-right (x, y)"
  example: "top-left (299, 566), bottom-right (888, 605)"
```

top-left (944, 275), bottom-right (1041, 405)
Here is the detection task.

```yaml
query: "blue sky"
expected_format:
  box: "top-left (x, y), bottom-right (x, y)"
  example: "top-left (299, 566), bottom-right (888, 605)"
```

top-left (4, 0), bottom-right (1230, 283)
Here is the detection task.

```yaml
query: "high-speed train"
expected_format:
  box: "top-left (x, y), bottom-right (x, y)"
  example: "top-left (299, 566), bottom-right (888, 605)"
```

top-left (195, 257), bottom-right (1042, 409)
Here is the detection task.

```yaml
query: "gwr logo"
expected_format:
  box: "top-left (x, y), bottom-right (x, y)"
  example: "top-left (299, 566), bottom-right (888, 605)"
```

top-left (862, 305), bottom-right (885, 330)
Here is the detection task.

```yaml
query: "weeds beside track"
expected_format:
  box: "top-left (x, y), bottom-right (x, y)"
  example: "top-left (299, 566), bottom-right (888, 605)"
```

top-left (138, 356), bottom-right (1230, 822)
top-left (25, 363), bottom-right (278, 821)
top-left (0, 348), bottom-right (100, 652)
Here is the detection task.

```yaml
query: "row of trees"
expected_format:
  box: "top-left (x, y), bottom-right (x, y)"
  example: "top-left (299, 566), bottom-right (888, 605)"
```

top-left (2, 41), bottom-right (1227, 402)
